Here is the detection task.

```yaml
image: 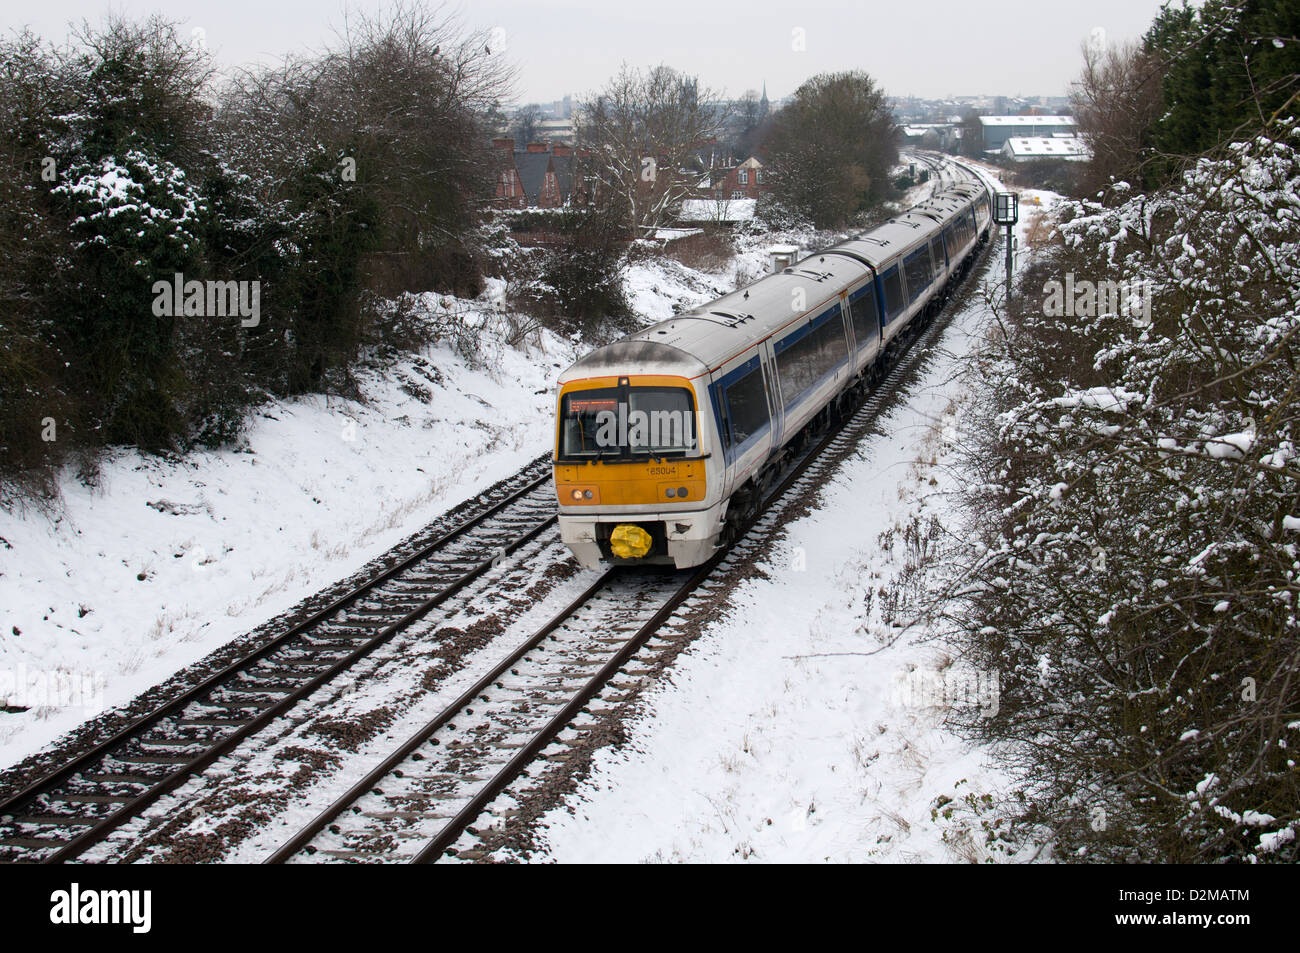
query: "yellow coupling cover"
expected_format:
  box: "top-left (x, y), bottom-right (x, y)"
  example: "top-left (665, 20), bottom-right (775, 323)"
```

top-left (609, 524), bottom-right (653, 559)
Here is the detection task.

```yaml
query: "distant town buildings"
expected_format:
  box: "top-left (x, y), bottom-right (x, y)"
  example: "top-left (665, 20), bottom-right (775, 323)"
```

top-left (976, 115), bottom-right (1078, 151)
top-left (889, 94), bottom-right (1072, 122)
top-left (489, 87), bottom-right (1087, 213)
top-left (534, 118), bottom-right (575, 144)
top-left (889, 97), bottom-right (1082, 160)
top-left (901, 123), bottom-right (959, 151)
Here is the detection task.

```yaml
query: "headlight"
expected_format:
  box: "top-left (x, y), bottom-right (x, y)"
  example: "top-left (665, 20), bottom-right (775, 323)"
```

top-left (571, 489), bottom-right (583, 501)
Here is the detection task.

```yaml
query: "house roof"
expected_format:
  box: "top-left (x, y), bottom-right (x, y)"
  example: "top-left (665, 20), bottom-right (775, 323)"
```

top-left (511, 148), bottom-right (577, 204)
top-left (512, 152), bottom-right (550, 203)
top-left (1003, 136), bottom-right (1089, 159)
top-left (552, 153), bottom-right (574, 198)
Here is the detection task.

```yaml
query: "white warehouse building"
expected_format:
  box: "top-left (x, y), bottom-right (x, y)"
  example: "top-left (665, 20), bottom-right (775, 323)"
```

top-left (1001, 136), bottom-right (1089, 162)
top-left (978, 115), bottom-right (1077, 152)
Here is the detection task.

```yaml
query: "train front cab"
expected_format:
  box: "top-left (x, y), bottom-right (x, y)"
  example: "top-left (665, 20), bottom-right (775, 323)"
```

top-left (553, 373), bottom-right (726, 570)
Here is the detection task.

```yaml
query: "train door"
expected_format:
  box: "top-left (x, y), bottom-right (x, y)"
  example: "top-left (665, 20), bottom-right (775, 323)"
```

top-left (840, 291), bottom-right (853, 350)
top-left (930, 235), bottom-right (947, 279)
top-left (759, 347), bottom-right (784, 450)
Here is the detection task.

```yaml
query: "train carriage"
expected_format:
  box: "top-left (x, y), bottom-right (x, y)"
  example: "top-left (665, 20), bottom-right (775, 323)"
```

top-left (555, 168), bottom-right (993, 569)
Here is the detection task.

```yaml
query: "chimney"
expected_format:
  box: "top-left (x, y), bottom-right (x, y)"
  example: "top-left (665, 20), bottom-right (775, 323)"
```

top-left (527, 141), bottom-right (548, 153)
top-left (492, 137), bottom-right (515, 152)
top-left (552, 144), bottom-right (571, 157)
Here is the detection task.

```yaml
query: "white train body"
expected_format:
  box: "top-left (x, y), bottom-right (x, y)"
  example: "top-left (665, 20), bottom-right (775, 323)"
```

top-left (553, 175), bottom-right (993, 569)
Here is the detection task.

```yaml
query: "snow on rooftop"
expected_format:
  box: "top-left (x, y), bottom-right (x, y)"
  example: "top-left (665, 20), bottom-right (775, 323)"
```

top-left (652, 227), bottom-right (704, 241)
top-left (677, 198), bottom-right (757, 222)
top-left (1003, 136), bottom-right (1089, 159)
top-left (978, 115), bottom-right (1076, 126)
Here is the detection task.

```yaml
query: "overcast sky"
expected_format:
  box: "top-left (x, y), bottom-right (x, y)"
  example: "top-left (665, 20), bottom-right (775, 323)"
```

top-left (11, 0), bottom-right (1171, 103)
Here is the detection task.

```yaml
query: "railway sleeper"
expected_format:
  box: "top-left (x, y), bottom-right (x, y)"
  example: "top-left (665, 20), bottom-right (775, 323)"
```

top-left (138, 737), bottom-right (210, 749)
top-left (49, 792), bottom-right (131, 805)
top-left (80, 772), bottom-right (158, 785)
top-left (175, 716), bottom-right (250, 727)
top-left (0, 835), bottom-right (68, 849)
top-left (363, 810), bottom-right (455, 822)
top-left (13, 814), bottom-right (99, 828)
top-left (112, 752), bottom-right (197, 765)
top-left (226, 680), bottom-right (307, 694)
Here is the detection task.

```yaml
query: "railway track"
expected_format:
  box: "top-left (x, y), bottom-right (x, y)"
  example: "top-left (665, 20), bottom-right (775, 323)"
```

top-left (268, 205), bottom-right (997, 863)
top-left (0, 458), bottom-right (562, 863)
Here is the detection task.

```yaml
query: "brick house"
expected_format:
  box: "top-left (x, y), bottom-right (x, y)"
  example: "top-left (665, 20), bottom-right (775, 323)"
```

top-left (491, 138), bottom-right (588, 208)
top-left (697, 155), bottom-right (769, 201)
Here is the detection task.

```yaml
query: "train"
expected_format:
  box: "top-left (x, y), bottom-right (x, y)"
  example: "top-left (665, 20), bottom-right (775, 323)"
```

top-left (552, 165), bottom-right (993, 570)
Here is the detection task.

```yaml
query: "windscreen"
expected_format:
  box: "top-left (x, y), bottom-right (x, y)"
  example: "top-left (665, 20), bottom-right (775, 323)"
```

top-left (560, 386), bottom-right (697, 459)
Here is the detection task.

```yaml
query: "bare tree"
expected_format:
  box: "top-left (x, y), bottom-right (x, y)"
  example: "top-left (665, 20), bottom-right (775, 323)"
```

top-left (510, 103), bottom-right (543, 145)
top-left (577, 64), bottom-right (730, 232)
top-left (1070, 37), bottom-right (1165, 198)
top-left (732, 89), bottom-right (769, 158)
top-left (221, 1), bottom-right (514, 255)
top-left (957, 110), bottom-right (984, 158)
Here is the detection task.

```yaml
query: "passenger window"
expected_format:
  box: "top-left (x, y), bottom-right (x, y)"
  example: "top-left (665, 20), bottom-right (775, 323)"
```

top-left (881, 266), bottom-right (905, 319)
top-left (930, 237), bottom-right (945, 271)
top-left (904, 249), bottom-right (931, 302)
top-left (775, 311), bottom-right (849, 408)
top-left (850, 287), bottom-right (879, 348)
top-left (724, 366), bottom-right (770, 446)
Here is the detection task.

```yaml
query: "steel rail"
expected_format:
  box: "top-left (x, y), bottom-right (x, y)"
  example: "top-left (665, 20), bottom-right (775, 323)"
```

top-left (0, 460), bottom-right (557, 863)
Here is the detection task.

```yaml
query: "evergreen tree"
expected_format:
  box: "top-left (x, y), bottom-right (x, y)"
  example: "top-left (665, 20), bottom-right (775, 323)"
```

top-left (1147, 0), bottom-right (1300, 181)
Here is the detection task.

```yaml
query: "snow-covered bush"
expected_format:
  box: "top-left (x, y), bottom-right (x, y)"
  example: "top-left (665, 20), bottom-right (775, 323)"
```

top-left (956, 121), bottom-right (1300, 862)
top-left (499, 208), bottom-right (633, 339)
top-left (0, 8), bottom-right (513, 500)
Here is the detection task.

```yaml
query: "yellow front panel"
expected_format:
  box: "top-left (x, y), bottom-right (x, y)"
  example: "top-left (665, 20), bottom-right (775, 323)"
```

top-left (555, 458), bottom-right (706, 506)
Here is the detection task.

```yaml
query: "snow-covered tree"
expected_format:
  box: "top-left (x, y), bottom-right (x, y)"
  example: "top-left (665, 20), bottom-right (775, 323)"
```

top-left (957, 120), bottom-right (1300, 862)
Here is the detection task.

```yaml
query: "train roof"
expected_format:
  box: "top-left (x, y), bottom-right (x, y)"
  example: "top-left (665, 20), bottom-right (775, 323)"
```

top-left (828, 185), bottom-right (984, 269)
top-left (559, 338), bottom-right (711, 382)
top-left (557, 179), bottom-right (988, 385)
top-left (636, 252), bottom-right (871, 374)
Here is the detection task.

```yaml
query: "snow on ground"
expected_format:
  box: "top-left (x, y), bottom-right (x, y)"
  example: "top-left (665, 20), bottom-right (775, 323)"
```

top-left (623, 257), bottom-right (734, 324)
top-left (0, 269), bottom-right (722, 771)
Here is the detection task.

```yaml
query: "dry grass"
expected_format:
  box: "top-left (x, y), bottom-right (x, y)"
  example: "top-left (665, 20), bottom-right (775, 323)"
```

top-left (663, 229), bottom-right (735, 272)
